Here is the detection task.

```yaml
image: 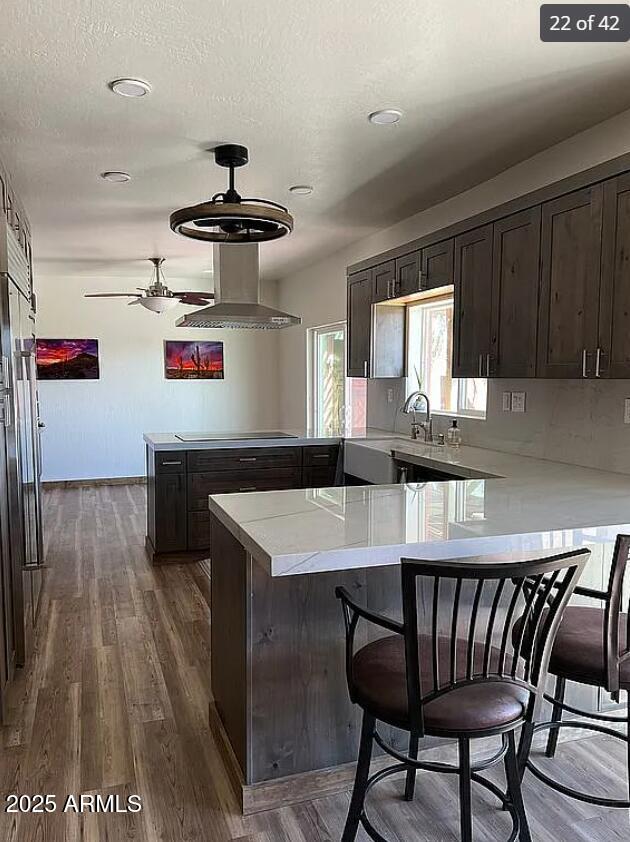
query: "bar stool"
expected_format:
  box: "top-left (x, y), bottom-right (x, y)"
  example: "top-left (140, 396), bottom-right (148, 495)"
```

top-left (336, 549), bottom-right (589, 842)
top-left (518, 533), bottom-right (630, 809)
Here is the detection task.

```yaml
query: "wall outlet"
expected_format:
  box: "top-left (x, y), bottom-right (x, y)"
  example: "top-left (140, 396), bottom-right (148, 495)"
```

top-left (387, 388), bottom-right (394, 404)
top-left (624, 398), bottom-right (630, 425)
top-left (502, 392), bottom-right (511, 412)
top-left (511, 392), bottom-right (526, 413)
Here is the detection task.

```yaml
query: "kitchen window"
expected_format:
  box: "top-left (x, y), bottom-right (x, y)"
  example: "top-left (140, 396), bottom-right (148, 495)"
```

top-left (407, 295), bottom-right (487, 418)
top-left (308, 322), bottom-right (367, 435)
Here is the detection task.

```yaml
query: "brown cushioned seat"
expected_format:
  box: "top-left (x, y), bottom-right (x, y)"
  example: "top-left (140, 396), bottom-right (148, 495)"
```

top-left (352, 634), bottom-right (529, 734)
top-left (545, 606), bottom-right (630, 688)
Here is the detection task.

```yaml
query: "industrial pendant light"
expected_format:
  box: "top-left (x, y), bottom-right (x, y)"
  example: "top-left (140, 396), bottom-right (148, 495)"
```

top-left (170, 144), bottom-right (294, 244)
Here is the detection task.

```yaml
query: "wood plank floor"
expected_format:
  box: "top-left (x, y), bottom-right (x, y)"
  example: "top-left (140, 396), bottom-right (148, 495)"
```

top-left (0, 483), bottom-right (627, 841)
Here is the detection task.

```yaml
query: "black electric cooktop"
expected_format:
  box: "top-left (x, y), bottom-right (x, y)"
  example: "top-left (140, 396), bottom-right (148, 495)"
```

top-left (174, 432), bottom-right (298, 442)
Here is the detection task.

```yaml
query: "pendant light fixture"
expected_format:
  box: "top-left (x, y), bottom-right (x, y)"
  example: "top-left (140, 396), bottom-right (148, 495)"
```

top-left (170, 144), bottom-right (294, 244)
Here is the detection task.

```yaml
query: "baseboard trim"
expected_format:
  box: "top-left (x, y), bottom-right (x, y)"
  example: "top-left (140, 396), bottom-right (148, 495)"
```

top-left (43, 476), bottom-right (146, 488)
top-left (208, 700), bottom-right (390, 815)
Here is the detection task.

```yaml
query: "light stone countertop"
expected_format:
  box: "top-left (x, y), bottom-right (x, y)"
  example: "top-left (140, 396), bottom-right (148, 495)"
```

top-left (208, 437), bottom-right (630, 578)
top-left (143, 427), bottom-right (397, 450)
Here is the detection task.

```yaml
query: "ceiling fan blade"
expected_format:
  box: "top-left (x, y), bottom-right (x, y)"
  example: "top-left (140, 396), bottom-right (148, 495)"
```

top-left (174, 291), bottom-right (215, 298)
top-left (84, 292), bottom-right (141, 298)
top-left (179, 297), bottom-right (214, 306)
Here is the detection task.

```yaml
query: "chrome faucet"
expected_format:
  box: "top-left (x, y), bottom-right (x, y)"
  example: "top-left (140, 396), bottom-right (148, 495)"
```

top-left (401, 390), bottom-right (432, 442)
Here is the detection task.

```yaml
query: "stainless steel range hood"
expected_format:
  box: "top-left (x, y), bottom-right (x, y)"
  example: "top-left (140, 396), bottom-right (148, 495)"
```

top-left (176, 243), bottom-right (301, 329)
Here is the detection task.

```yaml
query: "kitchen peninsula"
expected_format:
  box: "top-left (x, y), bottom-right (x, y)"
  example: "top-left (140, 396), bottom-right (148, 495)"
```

top-left (207, 439), bottom-right (630, 813)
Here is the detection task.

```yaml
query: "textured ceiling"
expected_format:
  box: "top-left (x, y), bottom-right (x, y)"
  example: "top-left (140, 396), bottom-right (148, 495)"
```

top-left (2, 0), bottom-right (630, 287)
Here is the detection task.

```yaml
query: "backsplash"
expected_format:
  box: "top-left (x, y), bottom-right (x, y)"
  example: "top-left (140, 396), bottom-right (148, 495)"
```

top-left (367, 377), bottom-right (630, 475)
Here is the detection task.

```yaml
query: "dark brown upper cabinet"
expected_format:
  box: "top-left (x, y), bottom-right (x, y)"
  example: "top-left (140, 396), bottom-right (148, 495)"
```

top-left (395, 251), bottom-right (423, 296)
top-left (421, 239), bottom-right (454, 290)
top-left (537, 186), bottom-right (603, 378)
top-left (490, 208), bottom-right (541, 378)
top-left (599, 173), bottom-right (630, 378)
top-left (347, 270), bottom-right (373, 377)
top-left (453, 225), bottom-right (494, 378)
top-left (372, 261), bottom-right (396, 302)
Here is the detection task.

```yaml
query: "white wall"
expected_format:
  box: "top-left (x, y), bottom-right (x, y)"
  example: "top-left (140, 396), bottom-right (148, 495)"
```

top-left (276, 107), bottom-right (630, 473)
top-left (36, 275), bottom-right (280, 481)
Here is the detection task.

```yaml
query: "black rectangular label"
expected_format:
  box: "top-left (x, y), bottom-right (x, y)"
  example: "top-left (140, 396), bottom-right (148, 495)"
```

top-left (541, 4), bottom-right (630, 40)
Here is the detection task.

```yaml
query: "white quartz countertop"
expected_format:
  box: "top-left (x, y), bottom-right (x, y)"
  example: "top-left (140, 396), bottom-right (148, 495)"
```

top-left (143, 427), bottom-right (397, 450)
top-left (208, 438), bottom-right (630, 577)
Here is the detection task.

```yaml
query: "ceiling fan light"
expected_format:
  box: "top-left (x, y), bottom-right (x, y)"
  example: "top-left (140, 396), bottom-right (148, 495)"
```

top-left (139, 297), bottom-right (180, 314)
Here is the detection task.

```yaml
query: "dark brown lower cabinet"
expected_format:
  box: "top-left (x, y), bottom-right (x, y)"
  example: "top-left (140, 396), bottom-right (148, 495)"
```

top-left (155, 471), bottom-right (187, 553)
top-left (146, 444), bottom-right (340, 561)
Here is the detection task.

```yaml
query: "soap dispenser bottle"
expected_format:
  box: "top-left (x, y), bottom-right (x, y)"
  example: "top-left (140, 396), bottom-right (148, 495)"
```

top-left (446, 419), bottom-right (462, 448)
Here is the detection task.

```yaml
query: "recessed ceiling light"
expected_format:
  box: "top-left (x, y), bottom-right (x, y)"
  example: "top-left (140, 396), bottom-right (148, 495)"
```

top-left (100, 171), bottom-right (131, 183)
top-left (109, 78), bottom-right (152, 98)
top-left (368, 108), bottom-right (404, 125)
top-left (289, 185), bottom-right (313, 195)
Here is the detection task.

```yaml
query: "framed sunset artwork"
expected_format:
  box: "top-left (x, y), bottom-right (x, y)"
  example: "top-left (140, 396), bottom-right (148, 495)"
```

top-left (164, 340), bottom-right (224, 380)
top-left (36, 339), bottom-right (100, 380)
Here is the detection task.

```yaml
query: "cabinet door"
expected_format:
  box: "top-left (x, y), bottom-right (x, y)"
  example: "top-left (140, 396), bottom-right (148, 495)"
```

top-left (421, 239), bottom-right (454, 290)
top-left (372, 261), bottom-right (396, 302)
top-left (347, 271), bottom-right (373, 377)
top-left (537, 186), bottom-right (603, 378)
top-left (452, 225), bottom-right (493, 377)
top-left (395, 251), bottom-right (422, 296)
top-left (155, 473), bottom-right (187, 552)
top-left (599, 174), bottom-right (630, 378)
top-left (490, 208), bottom-right (541, 378)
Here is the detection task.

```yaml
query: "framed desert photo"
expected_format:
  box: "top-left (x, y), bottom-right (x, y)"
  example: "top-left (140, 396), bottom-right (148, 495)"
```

top-left (36, 339), bottom-right (100, 380)
top-left (164, 340), bottom-right (224, 380)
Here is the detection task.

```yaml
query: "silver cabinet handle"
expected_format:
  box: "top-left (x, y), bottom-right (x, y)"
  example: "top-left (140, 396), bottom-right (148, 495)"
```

top-left (582, 349), bottom-right (588, 378)
top-left (239, 486), bottom-right (257, 492)
top-left (485, 354), bottom-right (491, 377)
top-left (418, 269), bottom-right (425, 289)
top-left (313, 454), bottom-right (330, 460)
top-left (595, 347), bottom-right (602, 378)
top-left (239, 457), bottom-right (257, 462)
top-left (363, 360), bottom-right (368, 378)
top-left (478, 354), bottom-right (483, 377)
top-left (161, 460), bottom-right (182, 466)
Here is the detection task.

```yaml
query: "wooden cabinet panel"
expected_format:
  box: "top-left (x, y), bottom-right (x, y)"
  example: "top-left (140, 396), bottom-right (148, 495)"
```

top-left (188, 468), bottom-right (303, 510)
top-left (395, 251), bottom-right (422, 296)
top-left (302, 466), bottom-right (338, 488)
top-left (347, 271), bottom-right (373, 377)
top-left (537, 186), bottom-right (603, 378)
top-left (155, 451), bottom-right (185, 473)
top-left (490, 208), bottom-right (541, 378)
top-left (453, 225), bottom-right (494, 377)
top-left (188, 446), bottom-right (301, 473)
top-left (599, 174), bottom-right (630, 378)
top-left (421, 239), bottom-right (454, 290)
top-left (155, 473), bottom-right (187, 552)
top-left (188, 512), bottom-right (211, 551)
top-left (302, 444), bottom-right (340, 467)
top-left (372, 261), bottom-right (396, 302)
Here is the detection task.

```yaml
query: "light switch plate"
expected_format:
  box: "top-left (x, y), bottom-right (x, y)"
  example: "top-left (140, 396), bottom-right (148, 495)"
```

top-left (624, 398), bottom-right (630, 425)
top-left (511, 392), bottom-right (526, 413)
top-left (502, 392), bottom-right (511, 412)
top-left (387, 388), bottom-right (394, 404)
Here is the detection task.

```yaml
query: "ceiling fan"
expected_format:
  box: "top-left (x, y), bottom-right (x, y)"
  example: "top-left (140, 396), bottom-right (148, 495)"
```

top-left (84, 257), bottom-right (215, 314)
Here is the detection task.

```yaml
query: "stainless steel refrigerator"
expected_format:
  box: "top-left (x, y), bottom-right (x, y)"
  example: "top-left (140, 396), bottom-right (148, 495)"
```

top-left (0, 217), bottom-right (43, 686)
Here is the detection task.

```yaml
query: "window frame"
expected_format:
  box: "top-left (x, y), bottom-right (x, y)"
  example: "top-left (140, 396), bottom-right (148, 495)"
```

top-left (406, 292), bottom-right (487, 420)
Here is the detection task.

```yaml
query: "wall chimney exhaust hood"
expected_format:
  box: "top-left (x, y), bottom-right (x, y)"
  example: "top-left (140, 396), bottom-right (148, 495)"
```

top-left (176, 244), bottom-right (301, 330)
